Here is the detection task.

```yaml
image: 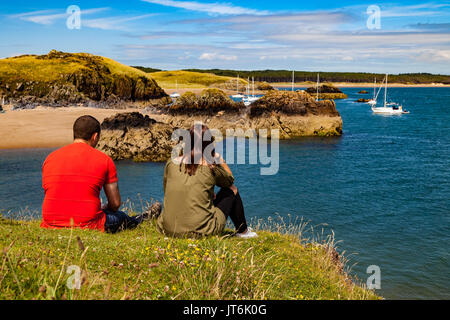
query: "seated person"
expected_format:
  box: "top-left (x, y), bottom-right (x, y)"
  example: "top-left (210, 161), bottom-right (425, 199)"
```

top-left (41, 115), bottom-right (160, 233)
top-left (157, 124), bottom-right (257, 239)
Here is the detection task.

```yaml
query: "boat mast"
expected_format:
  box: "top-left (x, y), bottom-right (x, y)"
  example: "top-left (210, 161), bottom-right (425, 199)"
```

top-left (252, 76), bottom-right (255, 97)
top-left (316, 73), bottom-right (320, 101)
top-left (384, 74), bottom-right (388, 107)
top-left (292, 70), bottom-right (294, 92)
top-left (247, 77), bottom-right (250, 96)
top-left (373, 78), bottom-right (376, 100)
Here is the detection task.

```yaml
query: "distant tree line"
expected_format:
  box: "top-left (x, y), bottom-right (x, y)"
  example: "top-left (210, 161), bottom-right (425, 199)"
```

top-left (181, 69), bottom-right (450, 84)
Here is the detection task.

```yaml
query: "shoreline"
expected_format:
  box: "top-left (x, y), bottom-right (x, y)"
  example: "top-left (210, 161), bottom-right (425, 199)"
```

top-left (272, 82), bottom-right (450, 88)
top-left (0, 106), bottom-right (144, 150)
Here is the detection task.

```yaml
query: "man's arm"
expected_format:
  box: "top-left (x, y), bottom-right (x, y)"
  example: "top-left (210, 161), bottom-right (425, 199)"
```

top-left (103, 182), bottom-right (121, 212)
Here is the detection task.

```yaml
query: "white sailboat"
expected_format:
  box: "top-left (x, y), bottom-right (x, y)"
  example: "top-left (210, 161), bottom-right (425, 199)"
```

top-left (367, 78), bottom-right (377, 106)
top-left (170, 80), bottom-right (181, 99)
top-left (371, 74), bottom-right (409, 114)
top-left (243, 76), bottom-right (260, 106)
top-left (232, 75), bottom-right (244, 99)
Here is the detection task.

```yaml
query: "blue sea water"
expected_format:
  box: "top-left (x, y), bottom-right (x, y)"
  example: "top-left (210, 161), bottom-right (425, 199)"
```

top-left (0, 87), bottom-right (449, 299)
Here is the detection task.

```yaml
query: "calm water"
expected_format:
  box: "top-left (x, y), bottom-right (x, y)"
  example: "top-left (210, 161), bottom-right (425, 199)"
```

top-left (0, 87), bottom-right (449, 299)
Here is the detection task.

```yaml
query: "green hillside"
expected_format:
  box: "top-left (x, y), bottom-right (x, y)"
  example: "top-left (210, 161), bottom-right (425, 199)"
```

top-left (0, 50), bottom-right (167, 104)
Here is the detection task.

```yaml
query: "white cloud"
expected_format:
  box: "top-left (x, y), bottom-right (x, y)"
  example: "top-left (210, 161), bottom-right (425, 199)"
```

top-left (142, 0), bottom-right (269, 15)
top-left (199, 52), bottom-right (237, 61)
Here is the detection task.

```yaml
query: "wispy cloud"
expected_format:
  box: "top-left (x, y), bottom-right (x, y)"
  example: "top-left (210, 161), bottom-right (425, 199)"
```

top-left (11, 8), bottom-right (108, 25)
top-left (142, 0), bottom-right (269, 15)
top-left (83, 14), bottom-right (156, 31)
top-left (380, 2), bottom-right (450, 18)
top-left (10, 8), bottom-right (153, 31)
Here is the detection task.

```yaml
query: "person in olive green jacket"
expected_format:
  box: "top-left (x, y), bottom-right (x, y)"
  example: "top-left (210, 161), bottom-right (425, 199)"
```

top-left (157, 124), bottom-right (257, 239)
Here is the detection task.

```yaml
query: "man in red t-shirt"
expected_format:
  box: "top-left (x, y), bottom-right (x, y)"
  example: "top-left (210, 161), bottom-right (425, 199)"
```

top-left (41, 115), bottom-right (160, 233)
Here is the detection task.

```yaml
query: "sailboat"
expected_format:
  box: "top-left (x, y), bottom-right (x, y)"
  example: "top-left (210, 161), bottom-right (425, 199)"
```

top-left (243, 77), bottom-right (260, 106)
top-left (371, 74), bottom-right (409, 114)
top-left (232, 75), bottom-right (244, 99)
top-left (170, 80), bottom-right (181, 99)
top-left (367, 78), bottom-right (377, 106)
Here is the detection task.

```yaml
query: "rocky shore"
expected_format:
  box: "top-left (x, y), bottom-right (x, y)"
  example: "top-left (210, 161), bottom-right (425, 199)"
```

top-left (98, 90), bottom-right (343, 162)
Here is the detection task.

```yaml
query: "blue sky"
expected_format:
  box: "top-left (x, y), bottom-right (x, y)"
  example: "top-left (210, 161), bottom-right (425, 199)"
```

top-left (1, 0), bottom-right (449, 73)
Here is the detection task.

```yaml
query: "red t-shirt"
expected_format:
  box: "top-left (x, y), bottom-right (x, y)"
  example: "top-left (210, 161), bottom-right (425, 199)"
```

top-left (41, 143), bottom-right (118, 231)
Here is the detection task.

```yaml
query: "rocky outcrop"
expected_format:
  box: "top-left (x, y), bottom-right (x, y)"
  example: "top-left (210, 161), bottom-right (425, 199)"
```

top-left (256, 82), bottom-right (274, 91)
top-left (305, 84), bottom-right (348, 100)
top-left (358, 90), bottom-right (368, 94)
top-left (97, 112), bottom-right (175, 162)
top-left (98, 90), bottom-right (343, 162)
top-left (159, 90), bottom-right (342, 139)
top-left (0, 50), bottom-right (169, 109)
top-left (169, 89), bottom-right (244, 114)
top-left (356, 98), bottom-right (370, 103)
top-left (248, 90), bottom-right (342, 137)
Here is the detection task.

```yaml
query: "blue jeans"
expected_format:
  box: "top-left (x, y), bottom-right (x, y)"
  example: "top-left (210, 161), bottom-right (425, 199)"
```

top-left (104, 210), bottom-right (144, 233)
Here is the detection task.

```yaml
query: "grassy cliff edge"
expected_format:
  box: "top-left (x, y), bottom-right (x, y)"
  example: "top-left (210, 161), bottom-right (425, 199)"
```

top-left (0, 216), bottom-right (379, 300)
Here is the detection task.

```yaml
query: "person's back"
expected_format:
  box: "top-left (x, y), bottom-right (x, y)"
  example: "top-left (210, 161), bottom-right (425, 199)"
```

top-left (157, 123), bottom-right (257, 239)
top-left (157, 159), bottom-right (232, 236)
top-left (41, 142), bottom-right (117, 231)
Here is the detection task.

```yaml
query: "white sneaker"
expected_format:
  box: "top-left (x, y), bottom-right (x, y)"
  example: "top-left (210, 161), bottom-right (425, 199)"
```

top-left (235, 227), bottom-right (258, 239)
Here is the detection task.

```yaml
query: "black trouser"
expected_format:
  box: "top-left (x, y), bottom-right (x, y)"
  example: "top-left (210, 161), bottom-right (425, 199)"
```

top-left (104, 210), bottom-right (144, 234)
top-left (214, 188), bottom-right (248, 233)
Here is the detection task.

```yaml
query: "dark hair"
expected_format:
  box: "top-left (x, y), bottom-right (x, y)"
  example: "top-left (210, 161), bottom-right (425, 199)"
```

top-left (181, 124), bottom-right (215, 176)
top-left (73, 115), bottom-right (101, 141)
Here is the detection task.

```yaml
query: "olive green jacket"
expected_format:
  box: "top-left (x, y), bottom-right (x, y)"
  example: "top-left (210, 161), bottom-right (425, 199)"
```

top-left (157, 160), bottom-right (234, 237)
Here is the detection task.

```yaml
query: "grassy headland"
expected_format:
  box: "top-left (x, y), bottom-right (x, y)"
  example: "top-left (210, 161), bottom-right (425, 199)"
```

top-left (0, 51), bottom-right (167, 106)
top-left (0, 215), bottom-right (379, 300)
top-left (147, 70), bottom-right (247, 89)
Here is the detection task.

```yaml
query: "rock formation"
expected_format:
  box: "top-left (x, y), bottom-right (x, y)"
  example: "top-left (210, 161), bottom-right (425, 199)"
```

top-left (97, 112), bottom-right (175, 162)
top-left (159, 90), bottom-right (342, 139)
top-left (305, 84), bottom-right (348, 100)
top-left (256, 82), bottom-right (274, 91)
top-left (0, 50), bottom-right (169, 109)
top-left (169, 89), bottom-right (244, 114)
top-left (99, 91), bottom-right (343, 162)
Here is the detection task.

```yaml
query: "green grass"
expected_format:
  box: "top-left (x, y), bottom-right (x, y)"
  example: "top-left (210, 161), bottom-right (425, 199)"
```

top-left (148, 70), bottom-right (246, 89)
top-left (0, 215), bottom-right (379, 300)
top-left (0, 52), bottom-right (151, 83)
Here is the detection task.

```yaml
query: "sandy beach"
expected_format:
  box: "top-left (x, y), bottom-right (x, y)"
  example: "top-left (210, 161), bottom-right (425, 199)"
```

top-left (0, 106), bottom-right (142, 149)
